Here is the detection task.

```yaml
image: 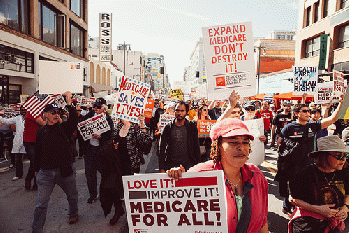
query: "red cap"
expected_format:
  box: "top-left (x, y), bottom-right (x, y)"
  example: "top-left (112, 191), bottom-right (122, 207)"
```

top-left (210, 118), bottom-right (254, 141)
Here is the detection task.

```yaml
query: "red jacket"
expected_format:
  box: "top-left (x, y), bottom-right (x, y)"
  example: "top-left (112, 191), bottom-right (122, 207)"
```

top-left (188, 160), bottom-right (268, 233)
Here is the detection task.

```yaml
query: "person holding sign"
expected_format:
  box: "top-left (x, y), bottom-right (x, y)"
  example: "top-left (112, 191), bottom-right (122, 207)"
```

top-left (167, 118), bottom-right (269, 232)
top-left (194, 104), bottom-right (213, 162)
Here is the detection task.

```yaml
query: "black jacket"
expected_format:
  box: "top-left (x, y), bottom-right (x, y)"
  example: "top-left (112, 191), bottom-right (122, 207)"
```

top-left (34, 105), bottom-right (78, 176)
top-left (158, 119), bottom-right (200, 171)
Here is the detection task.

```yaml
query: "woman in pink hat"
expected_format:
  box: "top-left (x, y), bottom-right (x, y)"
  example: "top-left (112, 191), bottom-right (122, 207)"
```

top-left (167, 118), bottom-right (269, 233)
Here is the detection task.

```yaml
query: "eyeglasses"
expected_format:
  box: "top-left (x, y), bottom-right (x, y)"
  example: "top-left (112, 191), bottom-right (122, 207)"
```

top-left (245, 107), bottom-right (255, 111)
top-left (300, 109), bottom-right (310, 113)
top-left (329, 152), bottom-right (349, 160)
top-left (50, 110), bottom-right (60, 115)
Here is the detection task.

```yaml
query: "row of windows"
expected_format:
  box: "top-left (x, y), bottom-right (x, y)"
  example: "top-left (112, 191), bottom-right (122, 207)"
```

top-left (304, 24), bottom-right (349, 58)
top-left (0, 44), bottom-right (34, 73)
top-left (0, 0), bottom-right (86, 58)
top-left (305, 0), bottom-right (348, 27)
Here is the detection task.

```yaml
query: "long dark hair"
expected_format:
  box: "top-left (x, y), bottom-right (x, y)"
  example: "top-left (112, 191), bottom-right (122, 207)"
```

top-left (198, 104), bottom-right (210, 120)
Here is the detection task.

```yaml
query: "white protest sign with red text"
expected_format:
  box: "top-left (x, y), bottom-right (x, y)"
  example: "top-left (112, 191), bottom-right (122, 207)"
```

top-left (122, 171), bottom-right (228, 233)
top-left (202, 22), bottom-right (255, 100)
top-left (315, 82), bottom-right (333, 104)
top-left (158, 114), bottom-right (175, 134)
top-left (333, 71), bottom-right (345, 103)
top-left (112, 77), bottom-right (150, 123)
top-left (77, 113), bottom-right (110, 141)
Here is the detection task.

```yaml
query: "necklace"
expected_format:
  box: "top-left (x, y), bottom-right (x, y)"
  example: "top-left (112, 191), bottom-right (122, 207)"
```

top-left (226, 176), bottom-right (241, 194)
top-left (323, 172), bottom-right (335, 185)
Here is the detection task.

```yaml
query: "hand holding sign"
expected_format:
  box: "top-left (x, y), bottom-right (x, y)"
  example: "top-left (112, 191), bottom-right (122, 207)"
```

top-left (166, 165), bottom-right (185, 181)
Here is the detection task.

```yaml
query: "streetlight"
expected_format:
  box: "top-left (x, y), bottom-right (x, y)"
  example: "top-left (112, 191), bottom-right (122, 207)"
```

top-left (254, 46), bottom-right (266, 94)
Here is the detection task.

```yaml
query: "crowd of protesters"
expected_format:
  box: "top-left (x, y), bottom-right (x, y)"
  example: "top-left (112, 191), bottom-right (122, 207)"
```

top-left (0, 89), bottom-right (349, 233)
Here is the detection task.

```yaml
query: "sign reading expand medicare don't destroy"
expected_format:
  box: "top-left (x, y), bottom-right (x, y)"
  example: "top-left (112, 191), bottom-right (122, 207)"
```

top-left (293, 66), bottom-right (318, 95)
top-left (112, 77), bottom-right (150, 123)
top-left (202, 22), bottom-right (255, 100)
top-left (77, 113), bottom-right (111, 141)
top-left (122, 171), bottom-right (228, 233)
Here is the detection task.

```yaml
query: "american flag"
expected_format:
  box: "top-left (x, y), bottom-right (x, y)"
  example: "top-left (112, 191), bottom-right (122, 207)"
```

top-left (23, 95), bottom-right (55, 119)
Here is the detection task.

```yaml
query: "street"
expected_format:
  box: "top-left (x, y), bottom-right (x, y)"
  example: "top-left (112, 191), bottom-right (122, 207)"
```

top-left (1, 143), bottom-right (349, 233)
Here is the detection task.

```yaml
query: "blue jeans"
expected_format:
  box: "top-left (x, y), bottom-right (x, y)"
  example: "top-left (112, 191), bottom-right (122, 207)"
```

top-left (84, 145), bottom-right (99, 198)
top-left (32, 167), bottom-right (78, 233)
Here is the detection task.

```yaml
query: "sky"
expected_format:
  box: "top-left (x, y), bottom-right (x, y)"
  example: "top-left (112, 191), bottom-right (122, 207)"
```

top-left (88, 0), bottom-right (299, 85)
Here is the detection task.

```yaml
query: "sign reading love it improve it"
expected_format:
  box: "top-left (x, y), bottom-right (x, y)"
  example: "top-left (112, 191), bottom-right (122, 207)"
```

top-left (122, 171), bottom-right (228, 233)
top-left (112, 77), bottom-right (150, 123)
top-left (202, 22), bottom-right (255, 100)
top-left (293, 66), bottom-right (318, 95)
top-left (77, 113), bottom-right (111, 141)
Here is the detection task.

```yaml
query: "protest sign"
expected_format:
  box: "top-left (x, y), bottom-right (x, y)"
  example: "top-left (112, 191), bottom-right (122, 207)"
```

top-left (333, 71), bottom-right (345, 103)
top-left (81, 97), bottom-right (96, 106)
top-left (3, 109), bottom-right (20, 118)
top-left (338, 89), bottom-right (349, 119)
top-left (51, 94), bottom-right (67, 109)
top-left (122, 171), bottom-right (228, 233)
top-left (202, 22), bottom-right (255, 100)
top-left (144, 99), bottom-right (155, 118)
top-left (170, 89), bottom-right (183, 100)
top-left (315, 82), bottom-right (333, 104)
top-left (197, 120), bottom-right (217, 137)
top-left (77, 113), bottom-right (111, 141)
top-left (158, 114), bottom-right (175, 134)
top-left (112, 77), bottom-right (151, 123)
top-left (243, 118), bottom-right (265, 166)
top-left (293, 66), bottom-right (318, 95)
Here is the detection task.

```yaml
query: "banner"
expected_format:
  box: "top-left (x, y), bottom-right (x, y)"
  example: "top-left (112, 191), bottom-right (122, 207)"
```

top-left (243, 118), bottom-right (265, 166)
top-left (333, 71), bottom-right (345, 103)
top-left (315, 82), bottom-right (333, 104)
top-left (170, 89), bottom-right (183, 100)
top-left (77, 113), bottom-right (111, 141)
top-left (159, 114), bottom-right (175, 134)
top-left (202, 22), bottom-right (255, 100)
top-left (51, 94), bottom-right (67, 109)
top-left (122, 171), bottom-right (228, 233)
top-left (293, 66), bottom-right (318, 95)
top-left (197, 120), bottom-right (217, 137)
top-left (144, 99), bottom-right (155, 118)
top-left (3, 109), bottom-right (20, 118)
top-left (112, 77), bottom-right (151, 123)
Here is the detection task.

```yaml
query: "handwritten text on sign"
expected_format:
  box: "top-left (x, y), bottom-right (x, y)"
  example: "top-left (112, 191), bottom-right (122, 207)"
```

top-left (293, 66), bottom-right (318, 95)
top-left (197, 120), bottom-right (217, 137)
top-left (122, 171), bottom-right (228, 233)
top-left (112, 77), bottom-right (150, 123)
top-left (333, 71), bottom-right (345, 103)
top-left (159, 114), bottom-right (175, 134)
top-left (77, 113), bottom-right (110, 141)
top-left (315, 82), bottom-right (333, 104)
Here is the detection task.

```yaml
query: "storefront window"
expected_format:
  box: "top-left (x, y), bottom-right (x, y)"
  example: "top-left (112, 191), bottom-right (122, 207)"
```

top-left (0, 0), bottom-right (29, 33)
top-left (305, 36), bottom-right (320, 58)
top-left (70, 23), bottom-right (85, 57)
top-left (339, 24), bottom-right (349, 48)
top-left (0, 44), bottom-right (34, 73)
top-left (39, 1), bottom-right (64, 48)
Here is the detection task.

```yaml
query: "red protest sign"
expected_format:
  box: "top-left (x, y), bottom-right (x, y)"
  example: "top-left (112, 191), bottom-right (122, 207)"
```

top-left (144, 99), bottom-right (155, 118)
top-left (197, 120), bottom-right (216, 137)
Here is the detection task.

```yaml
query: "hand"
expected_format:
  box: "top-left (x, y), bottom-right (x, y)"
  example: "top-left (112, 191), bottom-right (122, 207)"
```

top-left (228, 91), bottom-right (240, 108)
top-left (339, 94), bottom-right (344, 103)
top-left (317, 204), bottom-right (339, 218)
top-left (166, 165), bottom-right (185, 181)
top-left (334, 206), bottom-right (348, 221)
top-left (63, 91), bottom-right (72, 105)
top-left (92, 133), bottom-right (101, 139)
top-left (259, 135), bottom-right (266, 143)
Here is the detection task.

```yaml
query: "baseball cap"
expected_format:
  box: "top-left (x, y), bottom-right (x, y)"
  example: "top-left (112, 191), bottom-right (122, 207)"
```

top-left (210, 118), bottom-right (254, 141)
top-left (43, 103), bottom-right (59, 112)
top-left (93, 97), bottom-right (106, 107)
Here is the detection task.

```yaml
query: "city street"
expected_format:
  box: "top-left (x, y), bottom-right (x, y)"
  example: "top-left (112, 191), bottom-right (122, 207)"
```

top-left (1, 143), bottom-right (349, 233)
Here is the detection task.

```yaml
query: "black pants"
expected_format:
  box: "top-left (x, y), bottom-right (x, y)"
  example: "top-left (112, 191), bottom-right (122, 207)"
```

top-left (15, 153), bottom-right (24, 177)
top-left (24, 141), bottom-right (36, 184)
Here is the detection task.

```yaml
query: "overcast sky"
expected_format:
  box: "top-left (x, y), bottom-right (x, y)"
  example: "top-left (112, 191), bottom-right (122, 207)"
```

top-left (88, 0), bottom-right (299, 84)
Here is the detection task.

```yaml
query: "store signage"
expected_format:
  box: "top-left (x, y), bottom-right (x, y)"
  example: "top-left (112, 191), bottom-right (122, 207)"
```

top-left (99, 13), bottom-right (112, 62)
top-left (318, 34), bottom-right (328, 70)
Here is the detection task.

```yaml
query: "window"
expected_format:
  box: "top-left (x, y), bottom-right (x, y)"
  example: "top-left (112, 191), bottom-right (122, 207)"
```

top-left (314, 2), bottom-right (319, 23)
top-left (39, 2), bottom-right (64, 47)
top-left (287, 35), bottom-right (294, 40)
top-left (341, 0), bottom-right (349, 9)
top-left (70, 0), bottom-right (84, 19)
top-left (306, 7), bottom-right (311, 26)
top-left (323, 0), bottom-right (328, 18)
top-left (276, 35), bottom-right (286, 40)
top-left (0, 0), bottom-right (29, 33)
top-left (305, 36), bottom-right (320, 58)
top-left (338, 24), bottom-right (349, 48)
top-left (70, 23), bottom-right (85, 57)
top-left (0, 44), bottom-right (34, 73)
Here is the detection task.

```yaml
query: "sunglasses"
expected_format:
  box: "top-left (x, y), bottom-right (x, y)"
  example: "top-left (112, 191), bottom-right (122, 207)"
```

top-left (329, 152), bottom-right (349, 160)
top-left (246, 107), bottom-right (255, 111)
top-left (300, 109), bottom-right (310, 113)
top-left (50, 110), bottom-right (60, 115)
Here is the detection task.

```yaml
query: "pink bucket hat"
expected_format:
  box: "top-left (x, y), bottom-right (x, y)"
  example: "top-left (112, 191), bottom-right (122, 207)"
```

top-left (210, 118), bottom-right (254, 141)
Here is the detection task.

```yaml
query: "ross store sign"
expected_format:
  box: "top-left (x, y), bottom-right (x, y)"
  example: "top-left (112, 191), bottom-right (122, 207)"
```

top-left (99, 13), bottom-right (112, 62)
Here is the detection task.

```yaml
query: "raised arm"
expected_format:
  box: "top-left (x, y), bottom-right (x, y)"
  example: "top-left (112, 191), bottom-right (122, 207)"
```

top-left (218, 91), bottom-right (240, 122)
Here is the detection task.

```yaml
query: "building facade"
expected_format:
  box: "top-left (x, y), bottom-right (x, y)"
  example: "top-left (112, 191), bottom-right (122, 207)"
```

top-left (268, 30), bottom-right (296, 40)
top-left (187, 38), bottom-right (206, 89)
top-left (0, 0), bottom-right (89, 104)
top-left (295, 0), bottom-right (349, 78)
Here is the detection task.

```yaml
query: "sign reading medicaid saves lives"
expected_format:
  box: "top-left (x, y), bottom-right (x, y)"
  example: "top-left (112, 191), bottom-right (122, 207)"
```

top-left (202, 22), bottom-right (255, 100)
top-left (77, 113), bottom-right (111, 141)
top-left (158, 114), bottom-right (175, 134)
top-left (197, 120), bottom-right (216, 138)
top-left (293, 66), bottom-right (318, 95)
top-left (112, 77), bottom-right (151, 123)
top-left (122, 171), bottom-right (228, 233)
